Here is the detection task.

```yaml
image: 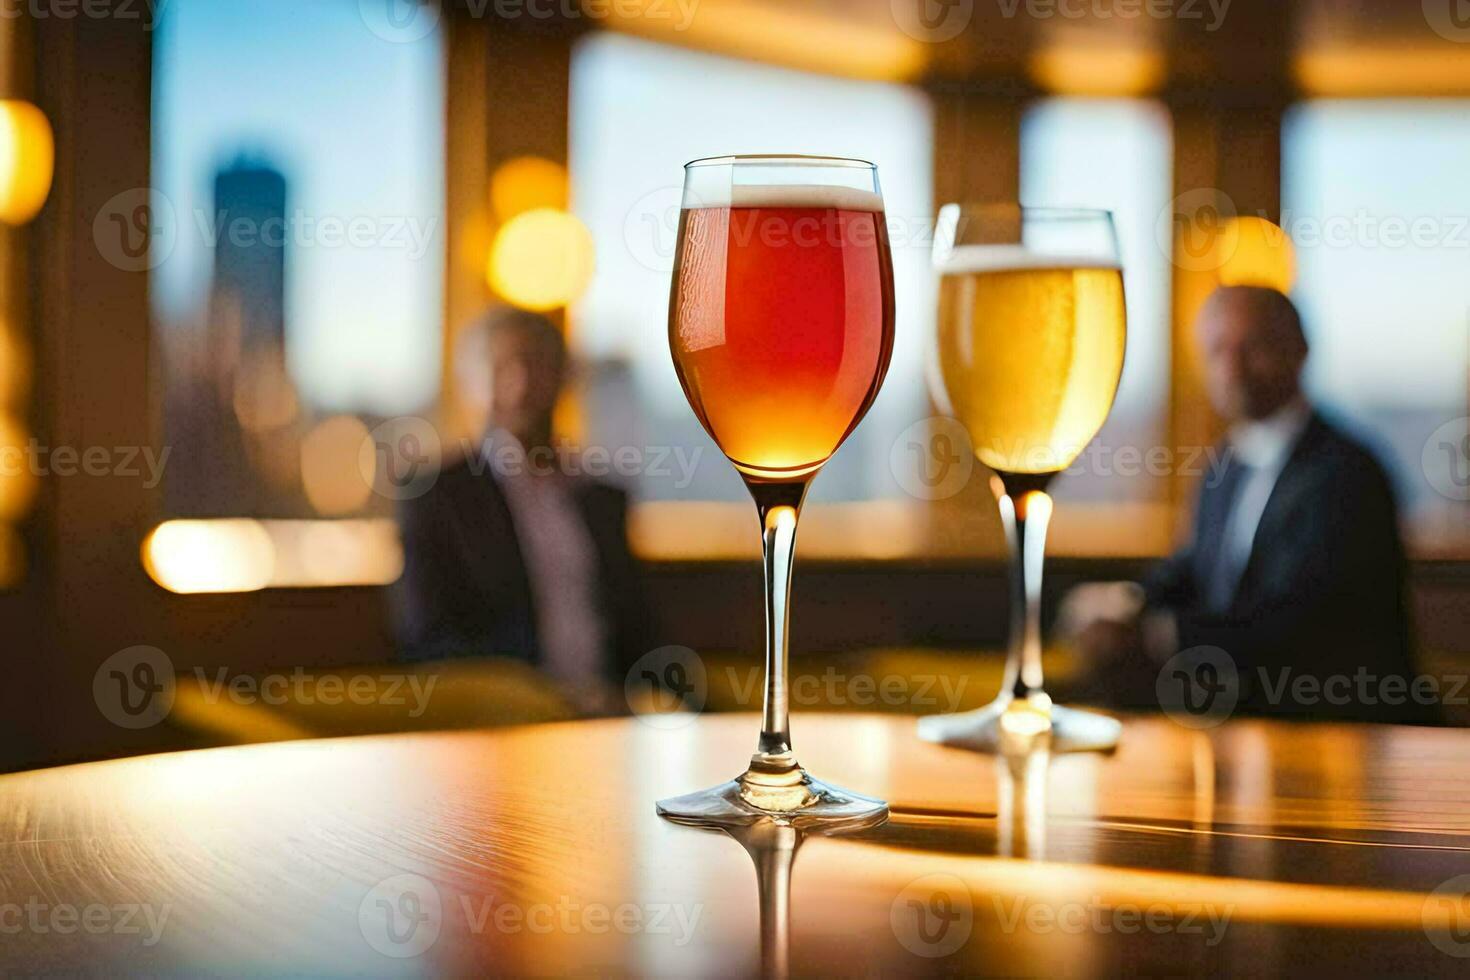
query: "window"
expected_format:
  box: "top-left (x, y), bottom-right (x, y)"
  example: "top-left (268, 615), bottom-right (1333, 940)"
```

top-left (570, 32), bottom-right (933, 512)
top-left (1020, 97), bottom-right (1174, 553)
top-left (1283, 100), bottom-right (1470, 554)
top-left (146, 0), bottom-right (443, 588)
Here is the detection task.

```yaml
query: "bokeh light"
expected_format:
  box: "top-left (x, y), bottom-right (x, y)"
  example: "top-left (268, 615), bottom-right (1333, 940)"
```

top-left (1217, 216), bottom-right (1297, 293)
top-left (0, 411), bottom-right (37, 521)
top-left (295, 520), bottom-right (403, 586)
top-left (143, 519), bottom-right (276, 594)
top-left (487, 208), bottom-right (595, 311)
top-left (0, 100), bottom-right (54, 225)
top-left (1028, 44), bottom-right (1166, 97)
top-left (300, 415), bottom-right (373, 515)
top-left (0, 326), bottom-right (32, 409)
top-left (490, 156), bottom-right (568, 222)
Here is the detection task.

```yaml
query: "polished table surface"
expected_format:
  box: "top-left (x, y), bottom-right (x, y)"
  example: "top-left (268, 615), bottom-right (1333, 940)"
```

top-left (3, 713), bottom-right (1470, 976)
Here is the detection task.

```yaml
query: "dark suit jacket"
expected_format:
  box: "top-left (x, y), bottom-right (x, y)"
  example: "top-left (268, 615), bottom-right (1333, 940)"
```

top-left (1138, 412), bottom-right (1430, 723)
top-left (392, 456), bottom-right (650, 683)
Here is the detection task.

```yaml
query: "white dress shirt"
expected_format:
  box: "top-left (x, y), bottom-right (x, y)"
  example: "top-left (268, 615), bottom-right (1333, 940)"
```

top-left (1214, 397), bottom-right (1313, 604)
top-left (481, 432), bottom-right (607, 694)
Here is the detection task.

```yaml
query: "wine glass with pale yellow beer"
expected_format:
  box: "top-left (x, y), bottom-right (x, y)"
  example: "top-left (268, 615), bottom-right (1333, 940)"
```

top-left (919, 204), bottom-right (1126, 753)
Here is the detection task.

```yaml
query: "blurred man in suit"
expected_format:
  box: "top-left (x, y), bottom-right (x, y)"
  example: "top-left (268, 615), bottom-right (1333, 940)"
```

top-left (394, 307), bottom-right (648, 710)
top-left (1063, 286), bottom-right (1431, 723)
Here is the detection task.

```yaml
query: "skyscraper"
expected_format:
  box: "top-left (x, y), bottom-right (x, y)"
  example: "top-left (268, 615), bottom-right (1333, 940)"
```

top-left (166, 158), bottom-right (296, 517)
top-left (210, 161), bottom-right (287, 354)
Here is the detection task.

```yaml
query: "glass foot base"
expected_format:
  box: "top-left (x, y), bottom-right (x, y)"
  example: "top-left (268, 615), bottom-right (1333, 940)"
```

top-left (917, 695), bottom-right (1121, 754)
top-left (657, 766), bottom-right (889, 833)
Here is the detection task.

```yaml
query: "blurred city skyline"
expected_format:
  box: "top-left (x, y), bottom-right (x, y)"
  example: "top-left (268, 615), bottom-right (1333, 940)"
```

top-left (151, 0), bottom-right (444, 417)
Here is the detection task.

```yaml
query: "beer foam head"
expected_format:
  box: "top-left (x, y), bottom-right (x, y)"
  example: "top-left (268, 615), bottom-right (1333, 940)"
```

top-left (684, 183), bottom-right (885, 212)
top-left (937, 244), bottom-right (1120, 274)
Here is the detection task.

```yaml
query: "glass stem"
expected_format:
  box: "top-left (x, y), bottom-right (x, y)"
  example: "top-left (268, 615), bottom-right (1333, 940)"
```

top-left (1000, 489), bottom-right (1054, 703)
top-left (750, 482), bottom-right (807, 766)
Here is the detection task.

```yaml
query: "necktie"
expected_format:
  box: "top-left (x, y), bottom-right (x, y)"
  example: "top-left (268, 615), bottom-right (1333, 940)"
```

top-left (1204, 458), bottom-right (1248, 614)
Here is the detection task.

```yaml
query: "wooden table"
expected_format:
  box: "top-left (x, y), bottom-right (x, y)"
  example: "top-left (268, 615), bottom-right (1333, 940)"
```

top-left (2, 713), bottom-right (1469, 976)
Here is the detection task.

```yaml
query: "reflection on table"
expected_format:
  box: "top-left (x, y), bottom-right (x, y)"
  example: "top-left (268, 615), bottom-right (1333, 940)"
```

top-left (1, 714), bottom-right (1468, 975)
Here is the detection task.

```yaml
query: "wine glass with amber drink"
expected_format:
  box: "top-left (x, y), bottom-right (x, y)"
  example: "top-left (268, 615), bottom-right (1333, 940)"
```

top-left (658, 155), bottom-right (893, 829)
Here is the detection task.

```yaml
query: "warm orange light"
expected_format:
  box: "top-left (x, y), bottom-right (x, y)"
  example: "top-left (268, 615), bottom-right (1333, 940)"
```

top-left (490, 156), bottom-right (568, 223)
top-left (1296, 46), bottom-right (1470, 97)
top-left (595, 0), bottom-right (926, 82)
top-left (143, 519), bottom-right (276, 594)
top-left (0, 326), bottom-right (31, 408)
top-left (0, 100), bottom-right (54, 225)
top-left (1217, 216), bottom-right (1296, 293)
top-left (487, 208), bottom-right (595, 312)
top-left (300, 415), bottom-right (373, 516)
top-left (0, 411), bottom-right (37, 520)
top-left (1028, 44), bottom-right (1166, 97)
top-left (142, 518), bottom-right (403, 592)
top-left (267, 519), bottom-right (403, 587)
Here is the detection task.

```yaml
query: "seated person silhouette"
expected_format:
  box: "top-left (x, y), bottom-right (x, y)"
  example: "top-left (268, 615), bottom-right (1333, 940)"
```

top-left (393, 307), bottom-right (648, 711)
top-left (1061, 286), bottom-right (1432, 724)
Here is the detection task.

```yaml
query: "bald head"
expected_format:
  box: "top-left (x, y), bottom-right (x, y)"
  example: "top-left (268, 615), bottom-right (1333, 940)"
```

top-left (1196, 286), bottom-right (1308, 422)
